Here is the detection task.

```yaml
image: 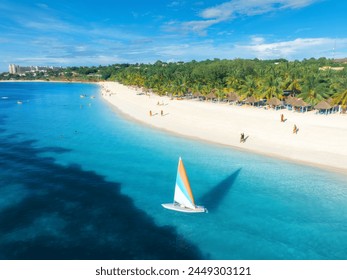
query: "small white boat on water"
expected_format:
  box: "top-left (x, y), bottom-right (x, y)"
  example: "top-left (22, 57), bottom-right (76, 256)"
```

top-left (17, 100), bottom-right (23, 104)
top-left (162, 157), bottom-right (207, 213)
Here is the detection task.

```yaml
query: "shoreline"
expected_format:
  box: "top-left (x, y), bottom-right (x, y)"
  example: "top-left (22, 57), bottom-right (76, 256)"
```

top-left (98, 81), bottom-right (347, 175)
top-left (0, 79), bottom-right (95, 83)
top-left (2, 79), bottom-right (345, 175)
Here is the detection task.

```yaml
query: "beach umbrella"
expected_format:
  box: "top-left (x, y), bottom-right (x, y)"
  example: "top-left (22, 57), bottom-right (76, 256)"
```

top-left (205, 92), bottom-right (217, 100)
top-left (267, 97), bottom-right (282, 106)
top-left (244, 96), bottom-right (258, 104)
top-left (285, 96), bottom-right (297, 106)
top-left (314, 100), bottom-right (332, 114)
top-left (267, 97), bottom-right (282, 110)
top-left (314, 100), bottom-right (332, 110)
top-left (293, 98), bottom-right (308, 107)
top-left (193, 92), bottom-right (202, 98)
top-left (293, 98), bottom-right (310, 112)
top-left (226, 92), bottom-right (240, 102)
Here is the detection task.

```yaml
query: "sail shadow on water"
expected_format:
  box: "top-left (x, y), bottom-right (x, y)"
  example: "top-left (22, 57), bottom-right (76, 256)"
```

top-left (0, 130), bottom-right (204, 260)
top-left (199, 168), bottom-right (241, 212)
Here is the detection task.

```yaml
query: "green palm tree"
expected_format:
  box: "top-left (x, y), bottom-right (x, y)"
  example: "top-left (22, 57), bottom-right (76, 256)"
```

top-left (260, 75), bottom-right (283, 100)
top-left (284, 72), bottom-right (302, 96)
top-left (238, 76), bottom-right (260, 100)
top-left (299, 75), bottom-right (329, 105)
top-left (169, 78), bottom-right (187, 97)
top-left (200, 84), bottom-right (212, 97)
top-left (190, 83), bottom-right (203, 97)
top-left (225, 75), bottom-right (241, 92)
top-left (334, 89), bottom-right (347, 107)
top-left (332, 78), bottom-right (347, 107)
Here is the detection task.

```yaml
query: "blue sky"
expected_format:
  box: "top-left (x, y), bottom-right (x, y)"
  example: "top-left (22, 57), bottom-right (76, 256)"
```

top-left (1, 0), bottom-right (347, 72)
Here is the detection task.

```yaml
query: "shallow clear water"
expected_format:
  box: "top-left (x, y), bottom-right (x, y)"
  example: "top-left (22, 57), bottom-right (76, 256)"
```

top-left (0, 82), bottom-right (346, 260)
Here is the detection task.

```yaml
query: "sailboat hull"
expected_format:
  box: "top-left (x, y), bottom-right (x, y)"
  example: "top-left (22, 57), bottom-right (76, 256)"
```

top-left (162, 203), bottom-right (206, 213)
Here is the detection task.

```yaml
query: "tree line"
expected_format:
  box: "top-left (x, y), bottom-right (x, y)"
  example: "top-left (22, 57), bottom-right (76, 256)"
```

top-left (108, 58), bottom-right (347, 107)
top-left (1, 57), bottom-right (346, 107)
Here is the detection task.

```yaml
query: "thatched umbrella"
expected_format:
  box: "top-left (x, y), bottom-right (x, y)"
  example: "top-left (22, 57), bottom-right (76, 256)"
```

top-left (293, 99), bottom-right (309, 112)
top-left (314, 100), bottom-right (332, 110)
top-left (293, 99), bottom-right (308, 107)
top-left (193, 92), bottom-right (202, 98)
top-left (285, 96), bottom-right (296, 106)
top-left (205, 92), bottom-right (217, 101)
top-left (244, 96), bottom-right (258, 104)
top-left (267, 97), bottom-right (282, 107)
top-left (314, 100), bottom-right (332, 114)
top-left (226, 92), bottom-right (240, 102)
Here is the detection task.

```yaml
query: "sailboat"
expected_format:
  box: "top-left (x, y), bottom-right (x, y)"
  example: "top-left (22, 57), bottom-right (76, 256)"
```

top-left (162, 157), bottom-right (207, 213)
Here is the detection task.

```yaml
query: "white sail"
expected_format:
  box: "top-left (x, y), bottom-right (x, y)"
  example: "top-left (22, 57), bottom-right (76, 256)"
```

top-left (174, 183), bottom-right (196, 209)
top-left (162, 157), bottom-right (207, 213)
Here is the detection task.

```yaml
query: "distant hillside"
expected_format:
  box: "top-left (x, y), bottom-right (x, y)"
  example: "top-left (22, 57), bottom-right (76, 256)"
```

top-left (333, 58), bottom-right (347, 63)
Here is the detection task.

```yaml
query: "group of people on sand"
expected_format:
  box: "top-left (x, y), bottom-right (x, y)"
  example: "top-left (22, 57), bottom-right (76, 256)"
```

top-left (149, 100), bottom-right (167, 117)
top-left (281, 114), bottom-right (299, 134)
top-left (240, 113), bottom-right (299, 144)
top-left (149, 110), bottom-right (164, 117)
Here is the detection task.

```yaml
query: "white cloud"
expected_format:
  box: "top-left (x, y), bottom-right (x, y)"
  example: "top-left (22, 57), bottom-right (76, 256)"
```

top-left (5, 36), bottom-right (347, 71)
top-left (169, 0), bottom-right (319, 35)
top-left (75, 45), bottom-right (88, 53)
top-left (22, 18), bottom-right (73, 32)
top-left (200, 6), bottom-right (232, 20)
top-left (149, 40), bottom-right (235, 61)
top-left (144, 37), bottom-right (347, 63)
top-left (239, 37), bottom-right (347, 59)
top-left (201, 0), bottom-right (317, 19)
top-left (181, 19), bottom-right (219, 36)
top-left (250, 36), bottom-right (266, 45)
top-left (15, 54), bottom-right (123, 67)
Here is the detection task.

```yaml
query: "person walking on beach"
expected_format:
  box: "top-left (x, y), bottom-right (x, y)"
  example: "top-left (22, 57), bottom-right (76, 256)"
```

top-left (281, 114), bottom-right (284, 122)
top-left (293, 124), bottom-right (298, 134)
top-left (149, 110), bottom-right (152, 117)
top-left (161, 110), bottom-right (163, 116)
top-left (240, 133), bottom-right (245, 143)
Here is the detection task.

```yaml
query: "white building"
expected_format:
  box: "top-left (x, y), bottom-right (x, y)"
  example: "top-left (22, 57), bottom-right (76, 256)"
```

top-left (8, 64), bottom-right (62, 74)
top-left (8, 64), bottom-right (20, 74)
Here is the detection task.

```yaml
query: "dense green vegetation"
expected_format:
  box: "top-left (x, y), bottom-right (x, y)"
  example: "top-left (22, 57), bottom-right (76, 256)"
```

top-left (1, 57), bottom-right (346, 107)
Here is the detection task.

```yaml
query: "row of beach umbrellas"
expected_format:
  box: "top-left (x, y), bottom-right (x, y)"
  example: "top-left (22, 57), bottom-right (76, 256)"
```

top-left (192, 91), bottom-right (336, 113)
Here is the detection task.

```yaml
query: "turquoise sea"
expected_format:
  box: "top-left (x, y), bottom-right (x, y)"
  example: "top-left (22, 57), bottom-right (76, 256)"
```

top-left (0, 82), bottom-right (346, 260)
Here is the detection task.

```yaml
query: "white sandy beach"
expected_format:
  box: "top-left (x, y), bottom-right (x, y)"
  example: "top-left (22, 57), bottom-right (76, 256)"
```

top-left (99, 81), bottom-right (347, 174)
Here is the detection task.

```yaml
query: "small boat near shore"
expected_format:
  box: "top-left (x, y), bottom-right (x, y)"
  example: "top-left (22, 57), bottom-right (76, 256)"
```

top-left (162, 157), bottom-right (207, 213)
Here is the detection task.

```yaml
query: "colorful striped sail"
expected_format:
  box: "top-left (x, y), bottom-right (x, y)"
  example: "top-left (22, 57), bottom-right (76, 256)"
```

top-left (173, 157), bottom-right (196, 209)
